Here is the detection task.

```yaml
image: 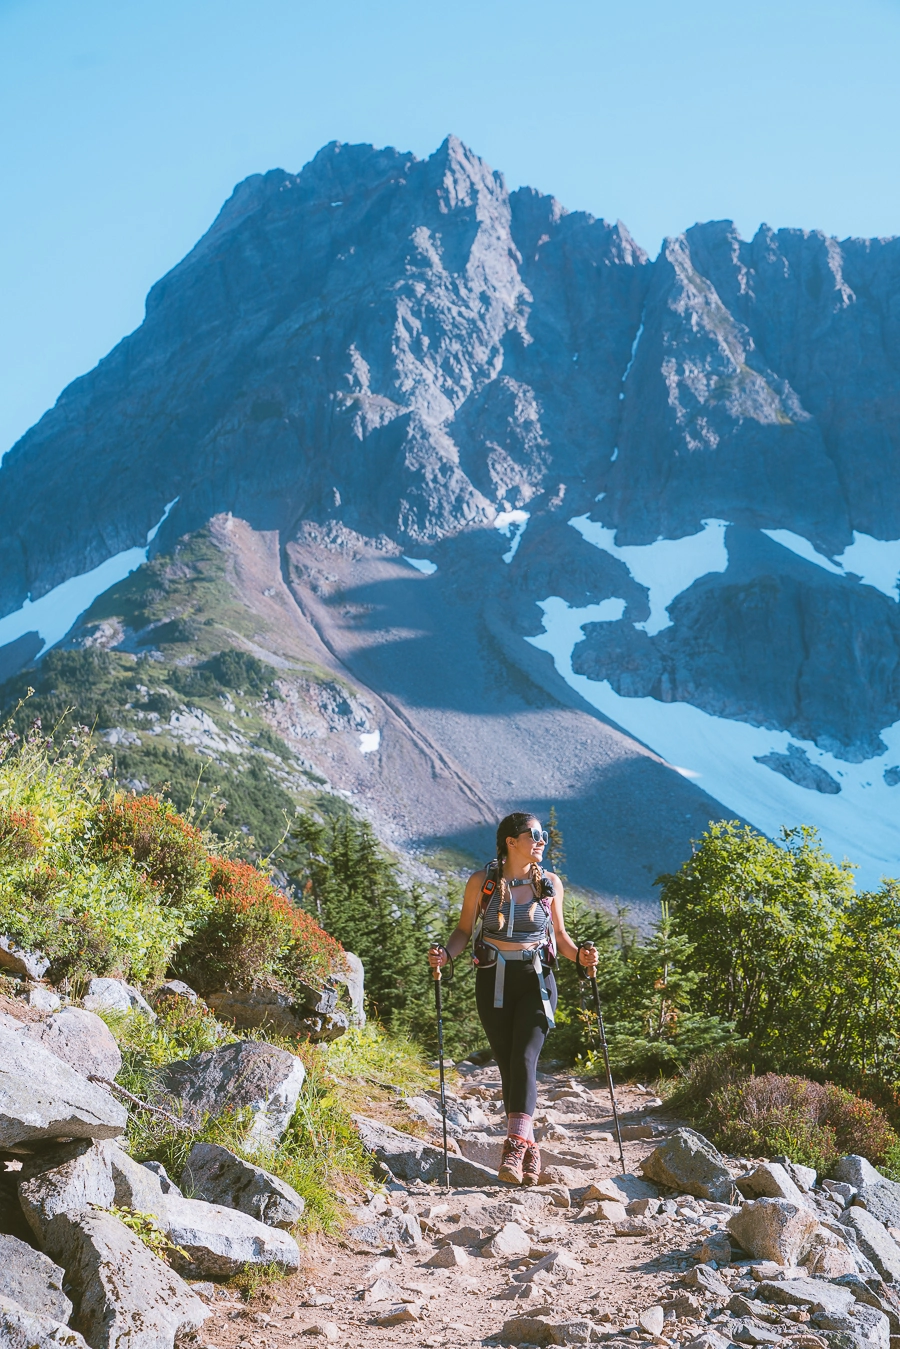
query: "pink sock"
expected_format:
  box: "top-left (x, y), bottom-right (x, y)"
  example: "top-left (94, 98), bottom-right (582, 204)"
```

top-left (507, 1112), bottom-right (534, 1142)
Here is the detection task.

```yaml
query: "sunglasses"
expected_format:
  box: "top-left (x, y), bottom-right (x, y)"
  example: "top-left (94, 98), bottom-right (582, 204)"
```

top-left (515, 826), bottom-right (549, 844)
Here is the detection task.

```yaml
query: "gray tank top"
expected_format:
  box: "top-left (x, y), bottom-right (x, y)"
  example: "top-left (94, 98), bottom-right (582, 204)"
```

top-left (482, 880), bottom-right (550, 945)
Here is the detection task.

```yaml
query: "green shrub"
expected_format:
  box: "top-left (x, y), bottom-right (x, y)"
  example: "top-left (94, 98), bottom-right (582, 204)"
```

top-left (85, 793), bottom-right (211, 908)
top-left (707, 1073), bottom-right (898, 1170)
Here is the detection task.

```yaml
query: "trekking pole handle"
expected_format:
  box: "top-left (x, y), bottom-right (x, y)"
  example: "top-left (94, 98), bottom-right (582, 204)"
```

top-left (428, 944), bottom-right (454, 983)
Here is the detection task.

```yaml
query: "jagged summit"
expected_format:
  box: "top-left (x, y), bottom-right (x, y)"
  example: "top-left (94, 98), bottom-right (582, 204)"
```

top-left (3, 137), bottom-right (900, 900)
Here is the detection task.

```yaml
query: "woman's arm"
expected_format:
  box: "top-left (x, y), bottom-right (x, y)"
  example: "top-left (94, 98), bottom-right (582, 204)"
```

top-left (548, 874), bottom-right (599, 976)
top-left (428, 870), bottom-right (485, 969)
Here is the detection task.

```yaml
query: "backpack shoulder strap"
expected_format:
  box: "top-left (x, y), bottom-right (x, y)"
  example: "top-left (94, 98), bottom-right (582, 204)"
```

top-left (479, 859), bottom-right (499, 914)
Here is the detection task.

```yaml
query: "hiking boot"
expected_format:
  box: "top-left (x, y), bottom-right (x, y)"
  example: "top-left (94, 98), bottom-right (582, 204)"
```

top-left (522, 1143), bottom-right (541, 1186)
top-left (498, 1136), bottom-right (528, 1185)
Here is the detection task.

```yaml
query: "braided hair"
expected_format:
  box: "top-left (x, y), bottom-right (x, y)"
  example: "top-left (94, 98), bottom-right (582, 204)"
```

top-left (495, 811), bottom-right (544, 908)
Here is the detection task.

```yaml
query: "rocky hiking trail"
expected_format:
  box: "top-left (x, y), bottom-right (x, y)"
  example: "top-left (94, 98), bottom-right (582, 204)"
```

top-left (6, 980), bottom-right (900, 1349)
top-left (193, 1064), bottom-right (900, 1349)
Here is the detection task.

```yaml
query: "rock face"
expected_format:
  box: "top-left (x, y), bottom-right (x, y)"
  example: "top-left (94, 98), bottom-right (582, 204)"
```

top-left (19, 1140), bottom-right (117, 1245)
top-left (157, 1040), bottom-right (305, 1147)
top-left (180, 1142), bottom-right (305, 1229)
top-left (0, 1028), bottom-right (126, 1149)
top-left (6, 138), bottom-right (900, 898)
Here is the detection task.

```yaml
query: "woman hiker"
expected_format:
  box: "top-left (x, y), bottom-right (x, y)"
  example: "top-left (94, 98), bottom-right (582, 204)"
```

top-left (428, 810), bottom-right (598, 1186)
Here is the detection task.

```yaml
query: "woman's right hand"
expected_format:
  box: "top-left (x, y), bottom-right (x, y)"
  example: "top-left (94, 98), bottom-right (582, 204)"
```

top-left (428, 944), bottom-right (448, 971)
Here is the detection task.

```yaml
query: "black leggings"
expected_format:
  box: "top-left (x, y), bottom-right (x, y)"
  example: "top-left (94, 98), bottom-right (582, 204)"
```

top-left (475, 961), bottom-right (558, 1116)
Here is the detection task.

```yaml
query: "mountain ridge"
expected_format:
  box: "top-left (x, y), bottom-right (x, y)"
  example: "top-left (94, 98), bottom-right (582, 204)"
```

top-left (3, 135), bottom-right (900, 899)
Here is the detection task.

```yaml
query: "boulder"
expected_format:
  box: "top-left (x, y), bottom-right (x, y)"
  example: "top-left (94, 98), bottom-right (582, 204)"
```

top-left (594, 1201), bottom-right (628, 1223)
top-left (833, 1276), bottom-right (900, 1334)
top-left (0, 1292), bottom-right (89, 1349)
top-left (811, 1304), bottom-right (890, 1349)
top-left (513, 1250), bottom-right (581, 1283)
top-left (18, 1141), bottom-right (116, 1244)
top-left (0, 1027), bottom-right (126, 1149)
top-left (0, 1234), bottom-right (71, 1322)
top-left (805, 1229), bottom-right (859, 1277)
top-left (639, 1128), bottom-right (734, 1202)
top-left (42, 1209), bottom-right (208, 1349)
top-left (206, 981), bottom-right (349, 1043)
top-left (727, 1199), bottom-right (820, 1267)
top-left (21, 1009), bottom-right (123, 1082)
top-left (499, 1314), bottom-right (594, 1345)
top-left (741, 1162), bottom-right (810, 1209)
top-left (843, 1208), bottom-right (900, 1282)
top-left (164, 1194), bottom-right (300, 1276)
top-left (331, 951), bottom-right (365, 1027)
top-left (0, 936), bottom-right (50, 981)
top-left (756, 1279), bottom-right (855, 1314)
top-left (831, 1158), bottom-right (900, 1231)
top-left (352, 1114), bottom-right (498, 1187)
top-left (104, 1147), bottom-right (300, 1275)
top-left (82, 979), bottom-right (156, 1020)
top-left (638, 1307), bottom-right (665, 1337)
top-left (180, 1142), bottom-right (305, 1229)
top-left (157, 1040), bottom-right (306, 1148)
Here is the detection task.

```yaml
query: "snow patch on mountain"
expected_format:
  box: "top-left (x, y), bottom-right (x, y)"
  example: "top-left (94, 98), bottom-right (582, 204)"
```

top-left (494, 509), bottom-right (530, 563)
top-left (569, 515), bottom-right (730, 635)
top-left (764, 528), bottom-right (900, 599)
top-left (0, 500), bottom-right (178, 658)
top-left (527, 596), bottom-right (900, 888)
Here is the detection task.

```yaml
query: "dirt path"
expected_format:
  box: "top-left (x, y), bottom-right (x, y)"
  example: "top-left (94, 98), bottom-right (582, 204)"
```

top-left (192, 1067), bottom-right (728, 1349)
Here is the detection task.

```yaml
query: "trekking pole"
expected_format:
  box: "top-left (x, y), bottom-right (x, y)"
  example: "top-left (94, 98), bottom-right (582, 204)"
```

top-left (431, 955), bottom-right (452, 1193)
top-left (578, 942), bottom-right (626, 1173)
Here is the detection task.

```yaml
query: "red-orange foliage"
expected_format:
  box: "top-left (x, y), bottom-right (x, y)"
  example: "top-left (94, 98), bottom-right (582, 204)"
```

top-left (0, 806), bottom-right (43, 862)
top-left (178, 856), bottom-right (344, 994)
top-left (88, 794), bottom-right (209, 905)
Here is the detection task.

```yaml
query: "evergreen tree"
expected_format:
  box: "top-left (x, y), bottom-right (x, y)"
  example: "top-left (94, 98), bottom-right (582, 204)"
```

top-left (544, 805), bottom-right (567, 881)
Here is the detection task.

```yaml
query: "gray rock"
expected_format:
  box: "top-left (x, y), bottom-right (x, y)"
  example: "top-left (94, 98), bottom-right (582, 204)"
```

top-left (829, 1158), bottom-right (900, 1230)
top-left (21, 1009), bottom-right (122, 1082)
top-left (27, 989), bottom-right (61, 1013)
top-left (150, 981), bottom-right (199, 1006)
top-left (103, 1146), bottom-right (299, 1276)
top-left (0, 1293), bottom-right (89, 1349)
top-left (331, 952), bottom-right (365, 1028)
top-left (19, 1140), bottom-right (116, 1245)
top-left (140, 1162), bottom-right (181, 1197)
top-left (352, 1114), bottom-right (498, 1187)
top-left (699, 1230), bottom-right (733, 1264)
top-left (499, 1315), bottom-right (594, 1345)
top-left (42, 1209), bottom-right (208, 1349)
top-left (0, 936), bottom-right (50, 981)
top-left (157, 1040), bottom-right (306, 1148)
top-left (482, 1222), bottom-right (531, 1259)
top-left (82, 979), bottom-right (156, 1020)
top-left (0, 1031), bottom-right (126, 1150)
top-left (804, 1229), bottom-right (859, 1277)
top-left (163, 1194), bottom-right (300, 1276)
top-left (180, 1142), bottom-right (304, 1229)
top-left (843, 1207), bottom-right (900, 1282)
top-left (833, 1277), bottom-right (900, 1334)
top-left (205, 982), bottom-right (348, 1043)
top-left (347, 1213), bottom-right (422, 1247)
top-left (756, 1279), bottom-right (855, 1314)
top-left (833, 1158), bottom-right (886, 1189)
top-left (727, 1199), bottom-right (820, 1267)
top-left (811, 1305), bottom-right (890, 1349)
top-left (681, 1264), bottom-right (732, 1297)
top-left (741, 1163), bottom-right (810, 1209)
top-left (639, 1128), bottom-right (734, 1202)
top-left (0, 1235), bottom-right (71, 1323)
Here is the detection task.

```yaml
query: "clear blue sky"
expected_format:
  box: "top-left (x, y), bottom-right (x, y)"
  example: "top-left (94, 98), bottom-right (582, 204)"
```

top-left (3, 0), bottom-right (900, 459)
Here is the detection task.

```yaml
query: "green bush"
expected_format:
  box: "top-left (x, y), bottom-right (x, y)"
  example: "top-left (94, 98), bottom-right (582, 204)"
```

top-left (85, 792), bottom-right (211, 908)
